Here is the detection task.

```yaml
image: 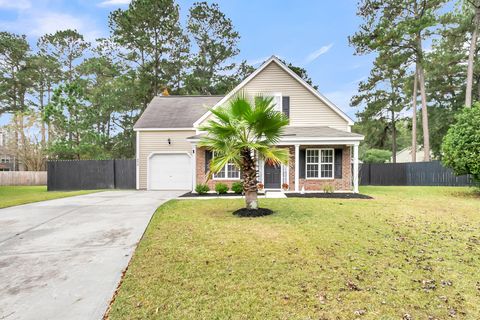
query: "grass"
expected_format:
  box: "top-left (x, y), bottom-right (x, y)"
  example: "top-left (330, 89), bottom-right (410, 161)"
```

top-left (107, 186), bottom-right (480, 320)
top-left (0, 186), bottom-right (100, 209)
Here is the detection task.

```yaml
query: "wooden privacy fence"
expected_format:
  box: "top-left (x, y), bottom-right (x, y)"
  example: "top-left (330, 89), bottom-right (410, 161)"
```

top-left (47, 159), bottom-right (136, 191)
top-left (0, 171), bottom-right (47, 186)
top-left (359, 161), bottom-right (472, 186)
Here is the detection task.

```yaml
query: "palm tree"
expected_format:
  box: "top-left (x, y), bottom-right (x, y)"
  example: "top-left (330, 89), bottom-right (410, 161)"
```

top-left (199, 94), bottom-right (289, 210)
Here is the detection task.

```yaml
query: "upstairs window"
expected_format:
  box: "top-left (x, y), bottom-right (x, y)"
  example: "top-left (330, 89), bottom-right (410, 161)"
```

top-left (266, 93), bottom-right (282, 112)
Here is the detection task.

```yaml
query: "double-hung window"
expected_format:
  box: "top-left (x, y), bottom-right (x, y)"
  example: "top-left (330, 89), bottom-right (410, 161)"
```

top-left (306, 149), bottom-right (334, 179)
top-left (212, 153), bottom-right (240, 179)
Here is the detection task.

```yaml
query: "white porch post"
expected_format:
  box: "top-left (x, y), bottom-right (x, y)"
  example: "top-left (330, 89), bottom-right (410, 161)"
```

top-left (135, 130), bottom-right (139, 190)
top-left (353, 143), bottom-right (359, 193)
top-left (294, 144), bottom-right (300, 192)
top-left (192, 144), bottom-right (197, 192)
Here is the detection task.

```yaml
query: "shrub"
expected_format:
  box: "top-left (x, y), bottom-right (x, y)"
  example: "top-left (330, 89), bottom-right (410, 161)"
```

top-left (215, 183), bottom-right (229, 194)
top-left (195, 184), bottom-right (210, 194)
top-left (231, 181), bottom-right (243, 194)
top-left (442, 103), bottom-right (480, 184)
top-left (361, 148), bottom-right (392, 164)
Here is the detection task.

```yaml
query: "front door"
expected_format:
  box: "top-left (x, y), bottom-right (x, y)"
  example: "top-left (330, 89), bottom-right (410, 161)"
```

top-left (264, 163), bottom-right (281, 189)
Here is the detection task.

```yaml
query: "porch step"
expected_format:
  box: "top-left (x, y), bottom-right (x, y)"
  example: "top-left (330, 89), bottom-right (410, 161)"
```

top-left (265, 191), bottom-right (287, 199)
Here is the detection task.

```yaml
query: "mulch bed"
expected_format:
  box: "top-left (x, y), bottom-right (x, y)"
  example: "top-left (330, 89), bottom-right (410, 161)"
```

top-left (180, 192), bottom-right (255, 198)
top-left (233, 208), bottom-right (274, 217)
top-left (285, 193), bottom-right (373, 199)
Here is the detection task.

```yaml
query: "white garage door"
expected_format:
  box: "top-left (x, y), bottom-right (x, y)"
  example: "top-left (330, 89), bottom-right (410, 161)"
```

top-left (148, 153), bottom-right (191, 190)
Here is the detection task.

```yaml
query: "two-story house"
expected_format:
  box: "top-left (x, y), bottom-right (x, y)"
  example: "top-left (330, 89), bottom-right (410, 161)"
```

top-left (134, 56), bottom-right (364, 192)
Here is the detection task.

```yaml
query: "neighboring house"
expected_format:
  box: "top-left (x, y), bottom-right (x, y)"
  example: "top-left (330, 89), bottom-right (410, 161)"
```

top-left (391, 147), bottom-right (434, 163)
top-left (134, 56), bottom-right (364, 193)
top-left (0, 129), bottom-right (18, 172)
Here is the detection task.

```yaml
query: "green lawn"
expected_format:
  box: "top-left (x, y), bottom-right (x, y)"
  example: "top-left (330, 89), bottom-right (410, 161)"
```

top-left (107, 187), bottom-right (480, 320)
top-left (0, 186), bottom-right (100, 209)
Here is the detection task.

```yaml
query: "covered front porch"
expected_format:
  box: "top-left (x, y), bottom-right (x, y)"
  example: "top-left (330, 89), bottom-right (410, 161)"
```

top-left (188, 126), bottom-right (363, 193)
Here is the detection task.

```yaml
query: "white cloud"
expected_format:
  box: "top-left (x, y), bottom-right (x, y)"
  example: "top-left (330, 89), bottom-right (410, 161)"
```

top-left (0, 0), bottom-right (31, 10)
top-left (0, 11), bottom-right (103, 42)
top-left (97, 0), bottom-right (130, 7)
top-left (350, 76), bottom-right (367, 85)
top-left (305, 43), bottom-right (333, 64)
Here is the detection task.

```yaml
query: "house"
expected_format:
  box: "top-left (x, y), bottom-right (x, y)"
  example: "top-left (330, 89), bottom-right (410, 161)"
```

top-left (0, 128), bottom-right (19, 171)
top-left (134, 56), bottom-right (364, 193)
top-left (391, 147), bottom-right (434, 163)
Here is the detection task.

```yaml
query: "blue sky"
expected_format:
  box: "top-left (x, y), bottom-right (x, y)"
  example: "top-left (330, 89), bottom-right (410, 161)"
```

top-left (0, 0), bottom-right (373, 124)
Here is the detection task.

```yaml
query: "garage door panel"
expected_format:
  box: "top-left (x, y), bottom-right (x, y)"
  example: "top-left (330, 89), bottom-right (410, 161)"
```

top-left (149, 154), bottom-right (191, 190)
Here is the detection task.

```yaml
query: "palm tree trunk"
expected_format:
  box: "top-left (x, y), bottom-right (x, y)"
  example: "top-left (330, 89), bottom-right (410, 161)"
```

top-left (412, 69), bottom-right (418, 162)
top-left (466, 5), bottom-right (480, 107)
top-left (242, 149), bottom-right (258, 210)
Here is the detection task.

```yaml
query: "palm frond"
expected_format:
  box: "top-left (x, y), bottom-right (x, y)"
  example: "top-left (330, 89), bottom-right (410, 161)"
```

top-left (199, 94), bottom-right (290, 177)
top-left (257, 146), bottom-right (290, 166)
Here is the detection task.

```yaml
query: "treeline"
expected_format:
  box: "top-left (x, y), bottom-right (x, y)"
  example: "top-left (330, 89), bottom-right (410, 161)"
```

top-left (350, 0), bottom-right (480, 163)
top-left (0, 0), bottom-right (254, 168)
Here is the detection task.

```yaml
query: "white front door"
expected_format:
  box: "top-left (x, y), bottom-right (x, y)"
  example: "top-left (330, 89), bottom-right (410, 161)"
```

top-left (148, 153), bottom-right (191, 190)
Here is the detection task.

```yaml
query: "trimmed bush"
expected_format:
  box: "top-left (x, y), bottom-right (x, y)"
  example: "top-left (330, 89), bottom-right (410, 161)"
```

top-left (231, 181), bottom-right (244, 194)
top-left (215, 183), bottom-right (229, 194)
top-left (195, 184), bottom-right (210, 194)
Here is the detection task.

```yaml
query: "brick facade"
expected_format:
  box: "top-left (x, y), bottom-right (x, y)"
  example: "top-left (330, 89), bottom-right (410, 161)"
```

top-left (196, 147), bottom-right (241, 190)
top-left (195, 145), bottom-right (352, 192)
top-left (298, 145), bottom-right (351, 191)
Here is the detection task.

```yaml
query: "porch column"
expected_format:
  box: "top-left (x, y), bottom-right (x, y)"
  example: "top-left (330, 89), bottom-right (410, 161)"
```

top-left (192, 144), bottom-right (197, 192)
top-left (353, 143), bottom-right (359, 193)
top-left (294, 144), bottom-right (300, 192)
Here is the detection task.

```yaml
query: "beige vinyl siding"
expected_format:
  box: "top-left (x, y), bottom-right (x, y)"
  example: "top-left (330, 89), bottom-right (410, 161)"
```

top-left (201, 62), bottom-right (349, 131)
top-left (137, 130), bottom-right (195, 189)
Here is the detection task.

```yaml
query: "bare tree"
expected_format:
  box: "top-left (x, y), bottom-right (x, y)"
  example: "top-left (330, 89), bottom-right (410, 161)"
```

top-left (6, 112), bottom-right (46, 171)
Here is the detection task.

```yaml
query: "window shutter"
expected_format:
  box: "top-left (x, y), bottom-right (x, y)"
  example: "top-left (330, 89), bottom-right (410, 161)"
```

top-left (334, 148), bottom-right (343, 179)
top-left (282, 96), bottom-right (290, 118)
top-left (299, 149), bottom-right (306, 179)
top-left (205, 150), bottom-right (213, 174)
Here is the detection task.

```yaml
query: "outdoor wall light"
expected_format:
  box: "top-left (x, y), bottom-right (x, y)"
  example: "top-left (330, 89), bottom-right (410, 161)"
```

top-left (168, 138), bottom-right (171, 145)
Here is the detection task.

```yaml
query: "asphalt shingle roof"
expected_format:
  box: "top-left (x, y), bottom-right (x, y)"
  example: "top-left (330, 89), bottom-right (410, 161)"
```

top-left (280, 126), bottom-right (363, 138)
top-left (187, 126), bottom-right (363, 140)
top-left (133, 96), bottom-right (223, 129)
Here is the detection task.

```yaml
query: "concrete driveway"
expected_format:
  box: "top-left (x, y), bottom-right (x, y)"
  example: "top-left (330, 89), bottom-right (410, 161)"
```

top-left (0, 190), bottom-right (184, 320)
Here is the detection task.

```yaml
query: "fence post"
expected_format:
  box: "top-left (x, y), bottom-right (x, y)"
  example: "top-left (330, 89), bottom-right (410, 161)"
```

top-left (113, 160), bottom-right (117, 189)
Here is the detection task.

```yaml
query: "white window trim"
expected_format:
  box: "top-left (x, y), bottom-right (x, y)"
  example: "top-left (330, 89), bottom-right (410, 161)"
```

top-left (305, 148), bottom-right (335, 180)
top-left (212, 153), bottom-right (241, 180)
top-left (272, 92), bottom-right (282, 112)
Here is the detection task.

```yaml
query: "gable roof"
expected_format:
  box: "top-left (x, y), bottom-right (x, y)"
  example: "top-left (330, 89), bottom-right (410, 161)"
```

top-left (193, 55), bottom-right (354, 127)
top-left (133, 96), bottom-right (223, 130)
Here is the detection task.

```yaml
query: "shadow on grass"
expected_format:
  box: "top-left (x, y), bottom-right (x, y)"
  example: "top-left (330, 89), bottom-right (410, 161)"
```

top-left (450, 187), bottom-right (480, 199)
top-left (233, 208), bottom-right (274, 217)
